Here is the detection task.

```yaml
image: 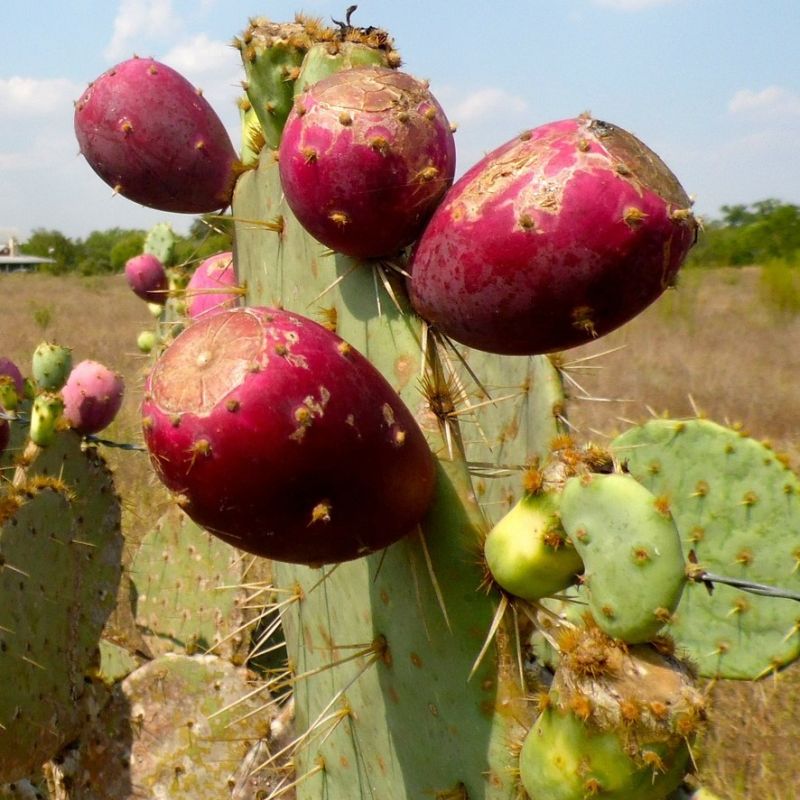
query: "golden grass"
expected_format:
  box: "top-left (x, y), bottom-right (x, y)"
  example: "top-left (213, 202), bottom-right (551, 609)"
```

top-left (3, 266), bottom-right (800, 797)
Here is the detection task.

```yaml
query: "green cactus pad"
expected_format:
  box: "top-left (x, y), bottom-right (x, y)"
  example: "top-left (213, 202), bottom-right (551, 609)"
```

top-left (559, 472), bottom-right (686, 643)
top-left (143, 222), bottom-right (176, 267)
top-left (240, 19), bottom-right (309, 150)
top-left (230, 138), bottom-right (571, 798)
top-left (65, 654), bottom-right (278, 799)
top-left (294, 40), bottom-right (396, 96)
top-left (484, 491), bottom-right (582, 600)
top-left (131, 505), bottom-right (254, 661)
top-left (613, 418), bottom-right (800, 678)
top-left (0, 459), bottom-right (122, 782)
top-left (238, 96), bottom-right (265, 165)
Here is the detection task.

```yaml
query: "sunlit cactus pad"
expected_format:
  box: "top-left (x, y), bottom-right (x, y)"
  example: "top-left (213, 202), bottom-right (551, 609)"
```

top-left (64, 654), bottom-right (278, 799)
top-left (613, 418), bottom-right (800, 678)
top-left (131, 505), bottom-right (256, 661)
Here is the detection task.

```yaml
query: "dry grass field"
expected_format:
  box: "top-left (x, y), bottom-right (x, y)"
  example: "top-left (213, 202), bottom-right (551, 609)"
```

top-left (1, 266), bottom-right (799, 798)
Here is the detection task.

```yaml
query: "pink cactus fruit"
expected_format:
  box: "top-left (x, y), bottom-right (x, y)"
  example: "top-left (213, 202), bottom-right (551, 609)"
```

top-left (279, 66), bottom-right (456, 259)
top-left (74, 57), bottom-right (240, 213)
top-left (409, 115), bottom-right (698, 355)
top-left (61, 360), bottom-right (125, 435)
top-left (124, 253), bottom-right (168, 304)
top-left (141, 306), bottom-right (437, 565)
top-left (185, 252), bottom-right (240, 319)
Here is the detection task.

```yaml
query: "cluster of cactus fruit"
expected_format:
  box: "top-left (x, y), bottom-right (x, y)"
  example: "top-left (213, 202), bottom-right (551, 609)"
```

top-left (3, 7), bottom-right (798, 799)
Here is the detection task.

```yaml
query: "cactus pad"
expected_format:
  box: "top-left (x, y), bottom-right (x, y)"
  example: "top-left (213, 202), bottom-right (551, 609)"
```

top-left (131, 505), bottom-right (253, 661)
top-left (559, 472), bottom-right (686, 643)
top-left (613, 418), bottom-right (800, 678)
top-left (0, 442), bottom-right (122, 782)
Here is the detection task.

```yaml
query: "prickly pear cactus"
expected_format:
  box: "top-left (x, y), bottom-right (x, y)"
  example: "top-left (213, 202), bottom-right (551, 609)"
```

top-left (0, 433), bottom-right (123, 782)
top-left (613, 417), bottom-right (800, 679)
top-left (131, 505), bottom-right (261, 661)
top-left (233, 113), bottom-right (566, 799)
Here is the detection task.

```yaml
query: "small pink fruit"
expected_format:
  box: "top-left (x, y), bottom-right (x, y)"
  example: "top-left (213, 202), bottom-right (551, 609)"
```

top-left (62, 360), bottom-right (125, 435)
top-left (125, 253), bottom-right (168, 304)
top-left (74, 57), bottom-right (239, 213)
top-left (141, 306), bottom-right (436, 565)
top-left (409, 115), bottom-right (698, 355)
top-left (279, 66), bottom-right (456, 259)
top-left (185, 252), bottom-right (240, 319)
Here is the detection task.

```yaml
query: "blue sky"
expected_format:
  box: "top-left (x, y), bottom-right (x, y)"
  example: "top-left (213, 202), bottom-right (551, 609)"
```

top-left (2, 0), bottom-right (799, 241)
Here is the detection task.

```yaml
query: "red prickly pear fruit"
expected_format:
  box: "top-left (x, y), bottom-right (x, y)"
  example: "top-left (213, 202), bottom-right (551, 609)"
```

top-left (74, 57), bottom-right (240, 214)
top-left (185, 252), bottom-right (241, 319)
top-left (125, 253), bottom-right (168, 304)
top-left (140, 306), bottom-right (437, 565)
top-left (0, 357), bottom-right (24, 412)
top-left (409, 115), bottom-right (699, 355)
top-left (279, 66), bottom-right (456, 259)
top-left (61, 360), bottom-right (125, 435)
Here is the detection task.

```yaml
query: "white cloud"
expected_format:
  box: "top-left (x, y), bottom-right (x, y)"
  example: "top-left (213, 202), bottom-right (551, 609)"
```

top-left (160, 34), bottom-right (236, 78)
top-left (104, 0), bottom-right (183, 61)
top-left (728, 86), bottom-right (800, 116)
top-left (449, 88), bottom-right (528, 124)
top-left (592, 0), bottom-right (680, 9)
top-left (0, 77), bottom-right (82, 117)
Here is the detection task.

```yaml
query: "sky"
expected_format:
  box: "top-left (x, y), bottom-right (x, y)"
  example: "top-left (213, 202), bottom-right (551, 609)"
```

top-left (2, 0), bottom-right (799, 241)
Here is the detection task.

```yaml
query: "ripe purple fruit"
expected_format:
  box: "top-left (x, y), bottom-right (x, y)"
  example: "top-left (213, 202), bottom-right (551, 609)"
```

top-left (185, 252), bottom-right (240, 319)
top-left (141, 306), bottom-right (436, 565)
top-left (62, 360), bottom-right (125, 435)
top-left (279, 66), bottom-right (456, 259)
top-left (74, 57), bottom-right (240, 213)
top-left (409, 115), bottom-right (698, 355)
top-left (125, 253), bottom-right (168, 304)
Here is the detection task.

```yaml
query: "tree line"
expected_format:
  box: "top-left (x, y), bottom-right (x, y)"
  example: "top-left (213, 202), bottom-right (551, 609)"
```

top-left (17, 200), bottom-right (800, 274)
top-left (687, 199), bottom-right (800, 268)
top-left (19, 217), bottom-right (233, 275)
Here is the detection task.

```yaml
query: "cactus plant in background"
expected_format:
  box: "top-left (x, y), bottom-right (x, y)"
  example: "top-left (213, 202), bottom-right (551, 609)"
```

top-left (42, 8), bottom-right (800, 800)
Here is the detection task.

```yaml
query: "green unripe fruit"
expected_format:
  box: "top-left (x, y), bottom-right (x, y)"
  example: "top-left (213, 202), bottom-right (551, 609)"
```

top-left (136, 330), bottom-right (159, 354)
top-left (484, 491), bottom-right (582, 600)
top-left (0, 378), bottom-right (19, 413)
top-left (29, 392), bottom-right (64, 446)
top-left (147, 301), bottom-right (165, 319)
top-left (31, 341), bottom-right (73, 391)
top-left (520, 707), bottom-right (688, 800)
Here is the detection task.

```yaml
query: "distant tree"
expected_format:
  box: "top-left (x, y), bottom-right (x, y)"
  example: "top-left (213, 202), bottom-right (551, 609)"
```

top-left (689, 200), bottom-right (800, 267)
top-left (20, 229), bottom-right (78, 273)
top-left (109, 232), bottom-right (146, 272)
top-left (77, 228), bottom-right (145, 275)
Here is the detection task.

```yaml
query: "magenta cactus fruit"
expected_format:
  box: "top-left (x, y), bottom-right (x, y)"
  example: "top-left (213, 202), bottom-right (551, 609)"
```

top-left (125, 253), bottom-right (168, 304)
top-left (409, 115), bottom-right (698, 355)
top-left (140, 306), bottom-right (437, 565)
top-left (279, 66), bottom-right (456, 259)
top-left (74, 57), bottom-right (240, 213)
top-left (61, 360), bottom-right (125, 435)
top-left (185, 252), bottom-right (240, 319)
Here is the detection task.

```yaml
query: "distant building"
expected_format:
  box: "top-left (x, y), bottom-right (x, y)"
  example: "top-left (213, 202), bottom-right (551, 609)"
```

top-left (0, 237), bottom-right (55, 272)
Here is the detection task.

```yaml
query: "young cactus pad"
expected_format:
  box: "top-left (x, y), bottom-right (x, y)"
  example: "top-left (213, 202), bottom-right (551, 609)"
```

top-left (612, 418), bottom-right (800, 678)
top-left (559, 472), bottom-right (686, 643)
